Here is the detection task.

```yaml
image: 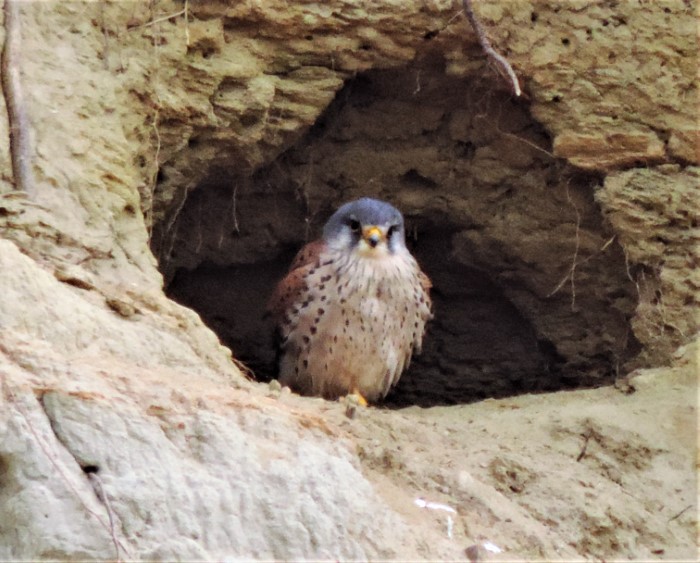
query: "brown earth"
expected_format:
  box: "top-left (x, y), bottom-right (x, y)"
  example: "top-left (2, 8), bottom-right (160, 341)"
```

top-left (0, 0), bottom-right (697, 560)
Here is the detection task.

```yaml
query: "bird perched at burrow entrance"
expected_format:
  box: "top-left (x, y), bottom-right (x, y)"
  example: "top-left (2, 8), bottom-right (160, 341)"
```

top-left (267, 197), bottom-right (432, 404)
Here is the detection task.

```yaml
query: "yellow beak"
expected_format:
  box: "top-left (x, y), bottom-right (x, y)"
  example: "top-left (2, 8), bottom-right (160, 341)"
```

top-left (362, 225), bottom-right (384, 248)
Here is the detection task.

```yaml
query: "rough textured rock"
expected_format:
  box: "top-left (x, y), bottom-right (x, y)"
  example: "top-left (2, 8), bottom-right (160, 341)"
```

top-left (1, 370), bottom-right (409, 560)
top-left (0, 0), bottom-right (697, 560)
top-left (597, 165), bottom-right (700, 367)
top-left (1, 236), bottom-right (695, 558)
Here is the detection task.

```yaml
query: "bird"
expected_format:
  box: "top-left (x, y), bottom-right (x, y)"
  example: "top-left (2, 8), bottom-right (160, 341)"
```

top-left (267, 197), bottom-right (432, 404)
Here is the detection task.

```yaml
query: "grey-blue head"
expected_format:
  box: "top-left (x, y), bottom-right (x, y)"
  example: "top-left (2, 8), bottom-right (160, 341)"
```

top-left (322, 197), bottom-right (407, 256)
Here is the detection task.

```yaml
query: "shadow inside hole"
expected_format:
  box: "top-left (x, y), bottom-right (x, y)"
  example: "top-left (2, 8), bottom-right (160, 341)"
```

top-left (168, 254), bottom-right (296, 381)
top-left (383, 230), bottom-right (566, 408)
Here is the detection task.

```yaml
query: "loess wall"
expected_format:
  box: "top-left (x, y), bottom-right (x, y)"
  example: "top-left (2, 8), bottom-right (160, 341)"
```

top-left (0, 1), bottom-right (697, 560)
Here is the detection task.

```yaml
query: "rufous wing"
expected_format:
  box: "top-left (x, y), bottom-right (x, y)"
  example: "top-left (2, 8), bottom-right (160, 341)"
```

top-left (266, 239), bottom-right (326, 327)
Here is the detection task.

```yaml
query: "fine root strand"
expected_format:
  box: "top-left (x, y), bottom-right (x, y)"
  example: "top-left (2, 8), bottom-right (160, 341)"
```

top-left (462, 0), bottom-right (522, 97)
top-left (88, 472), bottom-right (122, 561)
top-left (2, 382), bottom-right (130, 560)
top-left (547, 181), bottom-right (581, 310)
top-left (1, 0), bottom-right (37, 196)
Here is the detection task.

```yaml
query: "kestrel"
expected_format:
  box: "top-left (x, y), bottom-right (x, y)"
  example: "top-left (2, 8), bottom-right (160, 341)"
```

top-left (267, 198), bottom-right (432, 403)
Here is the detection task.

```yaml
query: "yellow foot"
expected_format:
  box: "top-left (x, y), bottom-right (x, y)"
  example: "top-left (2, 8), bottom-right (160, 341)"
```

top-left (344, 390), bottom-right (368, 419)
top-left (346, 389), bottom-right (368, 407)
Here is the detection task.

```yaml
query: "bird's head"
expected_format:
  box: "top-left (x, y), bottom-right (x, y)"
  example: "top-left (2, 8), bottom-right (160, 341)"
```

top-left (322, 197), bottom-right (407, 258)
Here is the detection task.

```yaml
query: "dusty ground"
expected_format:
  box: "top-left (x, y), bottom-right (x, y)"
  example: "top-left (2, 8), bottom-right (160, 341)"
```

top-left (301, 340), bottom-right (699, 561)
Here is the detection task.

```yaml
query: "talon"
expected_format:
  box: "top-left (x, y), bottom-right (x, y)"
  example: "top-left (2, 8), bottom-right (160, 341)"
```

top-left (346, 389), bottom-right (368, 407)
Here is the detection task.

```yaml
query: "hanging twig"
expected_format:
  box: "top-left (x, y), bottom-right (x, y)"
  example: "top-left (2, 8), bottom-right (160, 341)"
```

top-left (1, 0), bottom-right (37, 196)
top-left (462, 0), bottom-right (522, 97)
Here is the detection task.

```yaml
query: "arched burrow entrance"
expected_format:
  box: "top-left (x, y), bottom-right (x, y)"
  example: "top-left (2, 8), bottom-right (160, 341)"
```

top-left (151, 56), bottom-right (641, 407)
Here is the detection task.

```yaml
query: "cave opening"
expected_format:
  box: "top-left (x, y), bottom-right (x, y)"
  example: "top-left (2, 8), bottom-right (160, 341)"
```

top-left (152, 58), bottom-right (641, 407)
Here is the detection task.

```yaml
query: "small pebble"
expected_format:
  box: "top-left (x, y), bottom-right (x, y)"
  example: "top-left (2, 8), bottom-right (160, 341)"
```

top-left (465, 544), bottom-right (483, 562)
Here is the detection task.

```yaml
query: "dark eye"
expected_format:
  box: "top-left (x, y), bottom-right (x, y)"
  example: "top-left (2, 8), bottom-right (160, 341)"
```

top-left (348, 219), bottom-right (361, 232)
top-left (387, 225), bottom-right (399, 238)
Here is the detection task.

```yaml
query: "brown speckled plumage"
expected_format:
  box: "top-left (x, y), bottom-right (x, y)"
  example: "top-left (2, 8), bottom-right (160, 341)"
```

top-left (268, 198), bottom-right (432, 402)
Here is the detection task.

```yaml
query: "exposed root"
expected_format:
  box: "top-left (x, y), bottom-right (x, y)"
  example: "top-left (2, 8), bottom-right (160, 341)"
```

top-left (500, 131), bottom-right (555, 159)
top-left (145, 108), bottom-right (162, 242)
top-left (547, 181), bottom-right (581, 310)
top-left (576, 430), bottom-right (592, 462)
top-left (130, 0), bottom-right (190, 45)
top-left (88, 472), bottom-right (122, 561)
top-left (139, 7), bottom-right (186, 29)
top-left (668, 504), bottom-right (692, 523)
top-left (195, 196), bottom-right (204, 254)
top-left (231, 180), bottom-right (240, 235)
top-left (160, 183), bottom-right (191, 266)
top-left (142, 0), bottom-right (190, 245)
top-left (1, 0), bottom-right (37, 196)
top-left (462, 0), bottom-right (522, 97)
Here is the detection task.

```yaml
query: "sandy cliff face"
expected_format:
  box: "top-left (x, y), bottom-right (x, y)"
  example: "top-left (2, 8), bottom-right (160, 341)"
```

top-left (0, 0), bottom-right (697, 560)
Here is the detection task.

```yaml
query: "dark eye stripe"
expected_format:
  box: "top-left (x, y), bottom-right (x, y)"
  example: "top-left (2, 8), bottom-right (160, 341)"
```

top-left (348, 219), bottom-right (361, 232)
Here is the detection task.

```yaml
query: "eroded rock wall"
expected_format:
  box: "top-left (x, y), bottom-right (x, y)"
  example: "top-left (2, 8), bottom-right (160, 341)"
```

top-left (597, 165), bottom-right (699, 366)
top-left (165, 65), bottom-right (642, 403)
